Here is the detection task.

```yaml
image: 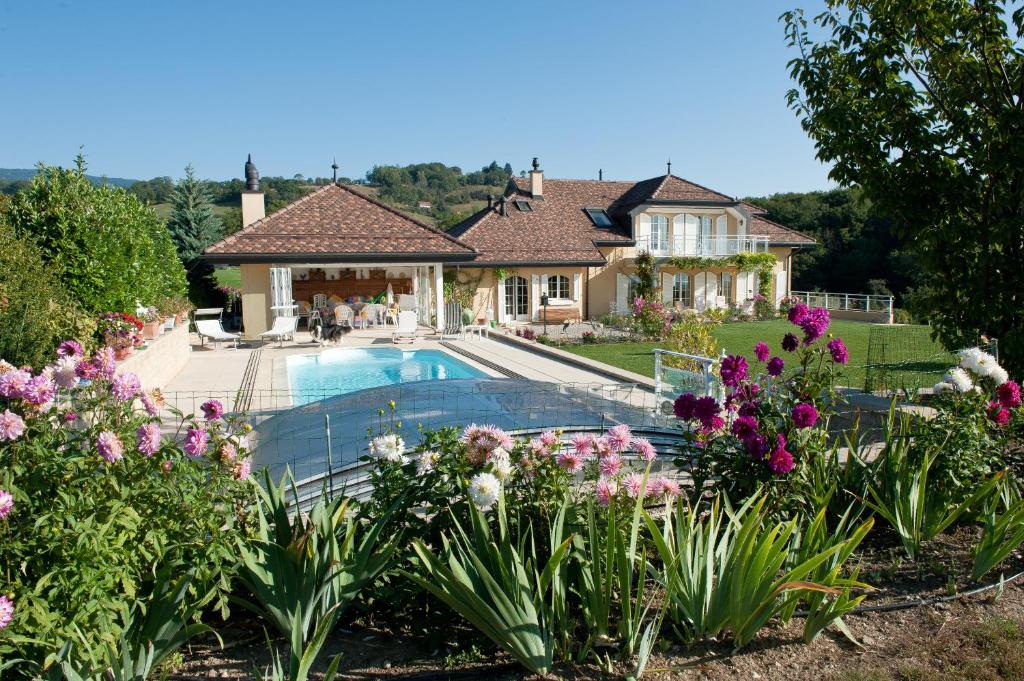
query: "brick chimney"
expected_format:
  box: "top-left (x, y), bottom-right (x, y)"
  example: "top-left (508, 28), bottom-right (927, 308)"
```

top-left (241, 154), bottom-right (265, 228)
top-left (529, 157), bottom-right (543, 198)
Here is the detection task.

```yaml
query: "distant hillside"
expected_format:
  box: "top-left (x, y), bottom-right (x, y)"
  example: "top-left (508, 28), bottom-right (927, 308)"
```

top-left (0, 168), bottom-right (138, 187)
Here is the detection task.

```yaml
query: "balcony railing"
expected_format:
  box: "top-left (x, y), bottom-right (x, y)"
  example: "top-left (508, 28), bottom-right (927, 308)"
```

top-left (790, 290), bottom-right (894, 317)
top-left (634, 235), bottom-right (770, 258)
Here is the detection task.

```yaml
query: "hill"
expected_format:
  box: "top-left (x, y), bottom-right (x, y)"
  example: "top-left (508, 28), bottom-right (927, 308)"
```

top-left (0, 167), bottom-right (137, 188)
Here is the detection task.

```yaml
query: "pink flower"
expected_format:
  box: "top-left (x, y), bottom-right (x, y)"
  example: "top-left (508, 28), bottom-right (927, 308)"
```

top-left (136, 423), bottom-right (161, 456)
top-left (754, 341), bottom-right (770, 362)
top-left (234, 456), bottom-right (252, 481)
top-left (799, 308), bottom-right (831, 345)
top-left (75, 359), bottom-right (98, 380)
top-left (599, 453), bottom-right (622, 477)
top-left (572, 434), bottom-right (595, 457)
top-left (622, 473), bottom-right (648, 499)
top-left (0, 369), bottom-right (30, 399)
top-left (0, 489), bottom-right (13, 518)
top-left (51, 356), bottom-right (80, 389)
top-left (674, 393), bottom-right (698, 420)
top-left (0, 410), bottom-right (25, 441)
top-left (781, 333), bottom-right (799, 353)
top-left (997, 380), bottom-right (1021, 409)
top-left (731, 415), bottom-right (758, 439)
top-left (632, 437), bottom-right (656, 461)
top-left (768, 435), bottom-right (794, 474)
top-left (651, 477), bottom-right (681, 499)
top-left (827, 338), bottom-right (849, 365)
top-left (162, 460), bottom-right (173, 474)
top-left (556, 451), bottom-right (584, 473)
top-left (0, 594), bottom-right (13, 629)
top-left (593, 436), bottom-right (612, 458)
top-left (607, 424), bottom-right (632, 452)
top-left (140, 392), bottom-right (158, 416)
top-left (93, 347), bottom-right (117, 379)
top-left (22, 375), bottom-right (55, 406)
top-left (201, 399), bottom-right (224, 420)
top-left (220, 442), bottom-right (238, 463)
top-left (111, 372), bottom-right (141, 401)
top-left (539, 431), bottom-right (557, 447)
top-left (788, 303), bottom-right (809, 325)
top-left (792, 403), bottom-right (819, 429)
top-left (595, 478), bottom-right (618, 506)
top-left (528, 438), bottom-right (548, 457)
top-left (97, 431), bottom-right (124, 464)
top-left (719, 355), bottom-right (749, 388)
top-left (63, 411), bottom-right (78, 423)
top-left (57, 339), bottom-right (84, 358)
top-left (988, 401), bottom-right (1010, 427)
top-left (767, 356), bottom-right (785, 377)
top-left (184, 427), bottom-right (209, 457)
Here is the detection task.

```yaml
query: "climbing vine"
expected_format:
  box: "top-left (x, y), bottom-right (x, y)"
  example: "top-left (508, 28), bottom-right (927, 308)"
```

top-left (634, 250), bottom-right (657, 301)
top-left (442, 269), bottom-right (484, 308)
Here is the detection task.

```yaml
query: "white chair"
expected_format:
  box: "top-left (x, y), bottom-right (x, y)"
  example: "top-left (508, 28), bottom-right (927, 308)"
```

top-left (334, 305), bottom-right (354, 328)
top-left (392, 311), bottom-right (418, 344)
top-left (195, 318), bottom-right (240, 349)
top-left (259, 316), bottom-right (299, 347)
top-left (312, 294), bottom-right (328, 309)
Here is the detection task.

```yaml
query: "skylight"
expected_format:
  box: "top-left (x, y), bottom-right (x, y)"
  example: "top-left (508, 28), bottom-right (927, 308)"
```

top-left (585, 208), bottom-right (613, 227)
top-left (514, 200), bottom-right (532, 212)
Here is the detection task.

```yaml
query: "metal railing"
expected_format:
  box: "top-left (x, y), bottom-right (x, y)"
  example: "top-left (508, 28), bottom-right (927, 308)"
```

top-left (790, 290), bottom-right (894, 320)
top-left (652, 348), bottom-right (722, 413)
top-left (635, 235), bottom-right (770, 257)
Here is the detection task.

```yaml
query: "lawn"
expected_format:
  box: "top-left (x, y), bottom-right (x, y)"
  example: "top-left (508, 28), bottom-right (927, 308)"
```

top-left (214, 266), bottom-right (241, 289)
top-left (563, 320), bottom-right (951, 391)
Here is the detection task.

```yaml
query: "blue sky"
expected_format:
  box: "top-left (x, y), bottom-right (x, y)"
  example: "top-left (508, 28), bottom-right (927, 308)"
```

top-left (0, 0), bottom-right (833, 197)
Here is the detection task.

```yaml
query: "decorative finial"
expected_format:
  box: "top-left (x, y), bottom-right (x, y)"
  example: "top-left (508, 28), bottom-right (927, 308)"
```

top-left (331, 157), bottom-right (339, 183)
top-left (532, 157), bottom-right (540, 171)
top-left (244, 154), bottom-right (260, 191)
top-left (667, 158), bottom-right (672, 175)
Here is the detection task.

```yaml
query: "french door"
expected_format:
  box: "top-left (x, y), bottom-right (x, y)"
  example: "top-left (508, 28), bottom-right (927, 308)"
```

top-left (504, 275), bottom-right (529, 321)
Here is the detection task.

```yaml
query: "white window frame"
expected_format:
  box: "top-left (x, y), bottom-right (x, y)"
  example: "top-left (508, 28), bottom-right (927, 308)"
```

top-left (672, 273), bottom-right (691, 307)
top-left (649, 215), bottom-right (669, 253)
top-left (719, 271), bottom-right (734, 306)
top-left (547, 274), bottom-right (570, 300)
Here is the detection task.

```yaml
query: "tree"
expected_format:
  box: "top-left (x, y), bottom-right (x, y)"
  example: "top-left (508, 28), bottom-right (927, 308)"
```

top-left (783, 1), bottom-right (1024, 373)
top-left (167, 165), bottom-right (223, 304)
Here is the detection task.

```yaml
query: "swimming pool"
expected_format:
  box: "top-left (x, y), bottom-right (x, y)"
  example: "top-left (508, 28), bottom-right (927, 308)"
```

top-left (286, 347), bottom-right (488, 405)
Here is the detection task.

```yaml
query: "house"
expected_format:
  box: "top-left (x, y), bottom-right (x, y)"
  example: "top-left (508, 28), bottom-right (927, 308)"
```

top-left (204, 156), bottom-right (814, 337)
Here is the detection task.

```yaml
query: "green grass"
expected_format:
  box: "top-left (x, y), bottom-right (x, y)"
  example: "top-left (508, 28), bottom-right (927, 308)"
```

top-left (563, 320), bottom-right (948, 391)
top-left (214, 267), bottom-right (241, 289)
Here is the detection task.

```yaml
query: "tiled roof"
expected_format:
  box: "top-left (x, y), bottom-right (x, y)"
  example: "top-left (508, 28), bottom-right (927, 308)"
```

top-left (448, 178), bottom-right (634, 264)
top-left (749, 213), bottom-right (816, 245)
top-left (204, 184), bottom-right (475, 261)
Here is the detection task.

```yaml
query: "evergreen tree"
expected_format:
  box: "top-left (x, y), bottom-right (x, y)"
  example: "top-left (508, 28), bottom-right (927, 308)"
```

top-left (167, 164), bottom-right (222, 304)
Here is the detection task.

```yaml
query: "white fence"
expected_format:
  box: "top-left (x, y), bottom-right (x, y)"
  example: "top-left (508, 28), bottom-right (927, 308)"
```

top-left (652, 348), bottom-right (722, 413)
top-left (635, 235), bottom-right (770, 258)
top-left (790, 290), bottom-right (894, 320)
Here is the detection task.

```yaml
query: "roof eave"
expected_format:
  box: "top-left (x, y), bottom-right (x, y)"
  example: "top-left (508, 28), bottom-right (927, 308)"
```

top-left (203, 252), bottom-right (478, 265)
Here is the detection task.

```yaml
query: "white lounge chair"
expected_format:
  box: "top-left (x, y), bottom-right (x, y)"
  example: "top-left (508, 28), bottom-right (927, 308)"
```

top-left (195, 318), bottom-right (240, 348)
top-left (392, 311), bottom-right (418, 344)
top-left (259, 316), bottom-right (299, 347)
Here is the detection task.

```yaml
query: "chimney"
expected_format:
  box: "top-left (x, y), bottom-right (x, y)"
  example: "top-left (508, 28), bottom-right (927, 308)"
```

top-left (529, 157), bottom-right (543, 198)
top-left (498, 196), bottom-right (507, 216)
top-left (487, 194), bottom-right (494, 209)
top-left (241, 154), bottom-right (266, 228)
top-left (599, 168), bottom-right (603, 181)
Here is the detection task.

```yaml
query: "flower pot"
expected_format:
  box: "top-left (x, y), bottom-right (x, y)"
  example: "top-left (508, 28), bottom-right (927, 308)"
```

top-left (114, 347), bottom-right (134, 361)
top-left (163, 317), bottom-right (175, 331)
top-left (142, 321), bottom-right (162, 339)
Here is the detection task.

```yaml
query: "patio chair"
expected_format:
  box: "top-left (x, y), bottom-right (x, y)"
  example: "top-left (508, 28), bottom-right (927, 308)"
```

top-left (313, 293), bottom-right (328, 309)
top-left (259, 316), bottom-right (299, 347)
top-left (392, 311), bottom-right (418, 344)
top-left (195, 318), bottom-right (240, 349)
top-left (442, 301), bottom-right (463, 340)
top-left (334, 305), bottom-right (354, 328)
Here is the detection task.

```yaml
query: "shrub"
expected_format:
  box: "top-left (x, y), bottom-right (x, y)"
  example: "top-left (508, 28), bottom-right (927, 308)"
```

top-left (0, 344), bottom-right (255, 672)
top-left (631, 296), bottom-right (672, 339)
top-left (663, 313), bottom-right (721, 371)
top-left (0, 210), bottom-right (94, 370)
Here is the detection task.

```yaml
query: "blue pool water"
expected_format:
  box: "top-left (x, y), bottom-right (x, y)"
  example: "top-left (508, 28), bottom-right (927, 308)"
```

top-left (286, 347), bottom-right (487, 404)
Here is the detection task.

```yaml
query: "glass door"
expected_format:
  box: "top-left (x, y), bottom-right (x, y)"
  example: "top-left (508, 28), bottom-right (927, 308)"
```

top-left (504, 275), bottom-right (529, 321)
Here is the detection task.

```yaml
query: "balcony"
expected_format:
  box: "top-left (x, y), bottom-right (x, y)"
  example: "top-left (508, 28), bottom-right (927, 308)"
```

top-left (634, 235), bottom-right (770, 258)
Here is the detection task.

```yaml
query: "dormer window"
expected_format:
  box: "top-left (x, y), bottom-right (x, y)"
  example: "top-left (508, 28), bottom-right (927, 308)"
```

top-left (514, 200), bottom-right (532, 212)
top-left (585, 208), bottom-right (613, 227)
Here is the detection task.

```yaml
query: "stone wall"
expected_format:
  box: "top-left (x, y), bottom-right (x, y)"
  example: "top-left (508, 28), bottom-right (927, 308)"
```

top-left (117, 322), bottom-right (190, 390)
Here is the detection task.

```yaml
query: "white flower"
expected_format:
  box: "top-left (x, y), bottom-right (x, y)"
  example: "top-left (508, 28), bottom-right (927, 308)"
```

top-left (933, 381), bottom-right (954, 393)
top-left (468, 472), bottom-right (501, 511)
top-left (370, 434), bottom-right (407, 464)
top-left (489, 447), bottom-right (513, 481)
top-left (417, 450), bottom-right (438, 476)
top-left (944, 367), bottom-right (974, 393)
top-left (959, 347), bottom-right (1002, 380)
top-left (990, 364), bottom-right (1009, 386)
top-left (52, 356), bottom-right (79, 389)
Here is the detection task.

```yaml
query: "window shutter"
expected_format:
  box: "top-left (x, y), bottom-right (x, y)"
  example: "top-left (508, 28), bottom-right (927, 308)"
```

top-left (672, 215), bottom-right (686, 256)
top-left (637, 214), bottom-right (651, 249)
top-left (540, 274), bottom-right (549, 300)
top-left (615, 273), bottom-right (628, 314)
top-left (694, 272), bottom-right (706, 310)
top-left (531, 274), bottom-right (541, 320)
top-left (573, 272), bottom-right (581, 301)
top-left (497, 277), bottom-right (507, 323)
top-left (705, 272), bottom-right (719, 308)
top-left (716, 215), bottom-right (728, 255)
top-left (662, 272), bottom-right (674, 305)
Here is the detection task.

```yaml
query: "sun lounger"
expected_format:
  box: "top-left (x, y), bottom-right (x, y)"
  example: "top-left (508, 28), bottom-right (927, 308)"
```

top-left (195, 318), bottom-right (240, 348)
top-left (259, 316), bottom-right (299, 347)
top-left (392, 311), bottom-right (418, 344)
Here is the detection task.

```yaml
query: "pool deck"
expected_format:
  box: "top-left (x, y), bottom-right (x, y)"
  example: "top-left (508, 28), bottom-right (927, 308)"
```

top-left (160, 325), bottom-right (657, 416)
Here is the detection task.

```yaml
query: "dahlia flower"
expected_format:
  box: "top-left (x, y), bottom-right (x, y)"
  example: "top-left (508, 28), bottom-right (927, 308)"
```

top-left (468, 472), bottom-right (501, 511)
top-left (781, 333), bottom-right (799, 353)
top-left (673, 393), bottom-right (697, 420)
top-left (234, 456), bottom-right (252, 481)
top-left (744, 432), bottom-right (768, 459)
top-left (57, 339), bottom-right (84, 358)
top-left (768, 435), bottom-right (794, 474)
top-left (489, 447), bottom-right (513, 481)
top-left (200, 399), bottom-right (224, 421)
top-left (136, 423), bottom-right (161, 456)
top-left (651, 477), bottom-right (681, 499)
top-left (996, 380), bottom-right (1021, 409)
top-left (693, 396), bottom-right (723, 432)
top-left (97, 431), bottom-right (124, 464)
top-left (52, 356), bottom-right (80, 389)
top-left (93, 347), bottom-right (117, 379)
top-left (595, 478), bottom-right (618, 506)
top-left (539, 431), bottom-right (558, 447)
top-left (799, 308), bottom-right (830, 345)
top-left (719, 355), bottom-right (749, 388)
top-left (599, 453), bottom-right (622, 478)
top-left (369, 434), bottom-right (406, 464)
top-left (0, 410), bottom-right (25, 441)
top-left (140, 392), bottom-right (158, 416)
top-left (943, 367), bottom-right (974, 393)
top-left (731, 415), bottom-right (758, 439)
top-left (767, 356), bottom-right (785, 377)
top-left (632, 436), bottom-right (656, 462)
top-left (75, 359), bottom-right (99, 380)
top-left (792, 403), bottom-right (819, 429)
top-left (0, 369), bottom-right (30, 399)
top-left (754, 341), bottom-right (770, 363)
top-left (988, 401), bottom-right (1010, 427)
top-left (556, 451), bottom-right (585, 474)
top-left (219, 442), bottom-right (237, 463)
top-left (417, 450), bottom-right (438, 476)
top-left (959, 348), bottom-right (1000, 379)
top-left (827, 338), bottom-right (849, 365)
top-left (111, 373), bottom-right (141, 402)
top-left (0, 489), bottom-right (13, 518)
top-left (0, 595), bottom-right (12, 629)
top-left (183, 427), bottom-right (210, 457)
top-left (788, 303), bottom-right (809, 324)
top-left (607, 424), bottom-right (632, 452)
top-left (571, 433), bottom-right (595, 457)
top-left (22, 375), bottom-right (55, 406)
top-left (622, 472), bottom-right (648, 499)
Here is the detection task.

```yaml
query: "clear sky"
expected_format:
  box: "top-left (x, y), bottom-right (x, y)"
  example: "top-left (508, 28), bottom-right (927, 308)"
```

top-left (0, 0), bottom-right (833, 197)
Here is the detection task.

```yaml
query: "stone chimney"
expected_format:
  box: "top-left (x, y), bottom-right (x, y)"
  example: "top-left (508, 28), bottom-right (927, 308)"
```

top-left (241, 154), bottom-right (266, 228)
top-left (529, 157), bottom-right (543, 198)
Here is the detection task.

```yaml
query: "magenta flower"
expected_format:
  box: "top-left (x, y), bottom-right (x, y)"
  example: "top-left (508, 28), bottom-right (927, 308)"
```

top-left (767, 356), bottom-right (785, 377)
top-left (75, 359), bottom-right (99, 380)
top-left (572, 433), bottom-right (595, 457)
top-left (719, 355), bottom-right (749, 388)
top-left (988, 401), bottom-right (1010, 426)
top-left (184, 427), bottom-right (209, 457)
top-left (622, 472), bottom-right (648, 498)
top-left (792, 403), bottom-right (819, 429)
top-left (731, 415), bottom-right (758, 439)
top-left (997, 380), bottom-right (1021, 409)
top-left (136, 423), bottom-right (161, 456)
top-left (0, 594), bottom-right (13, 629)
top-left (63, 411), bottom-right (78, 423)
top-left (111, 372), bottom-right (141, 402)
top-left (693, 396), bottom-right (723, 431)
top-left (674, 392), bottom-right (698, 420)
top-left (595, 478), bottom-right (618, 506)
top-left (0, 410), bottom-right (25, 441)
top-left (0, 369), bottom-right (31, 399)
top-left (632, 436), bottom-right (656, 461)
top-left (97, 431), bottom-right (124, 464)
top-left (754, 341), bottom-right (770, 363)
top-left (556, 451), bottom-right (584, 473)
top-left (57, 339), bottom-right (84, 358)
top-left (768, 435), bottom-right (795, 474)
top-left (827, 337), bottom-right (849, 365)
top-left (162, 460), bottom-right (173, 474)
top-left (201, 399), bottom-right (224, 421)
top-left (0, 489), bottom-right (13, 518)
top-left (599, 453), bottom-right (622, 477)
top-left (781, 333), bottom-right (800, 353)
top-left (744, 432), bottom-right (768, 459)
top-left (607, 424), bottom-right (632, 452)
top-left (799, 307), bottom-right (831, 345)
top-left (788, 303), bottom-right (809, 324)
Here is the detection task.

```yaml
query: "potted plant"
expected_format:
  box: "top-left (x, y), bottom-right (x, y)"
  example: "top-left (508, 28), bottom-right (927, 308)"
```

top-left (96, 312), bottom-right (144, 360)
top-left (141, 307), bottom-right (163, 339)
top-left (157, 297), bottom-right (177, 330)
top-left (173, 297), bottom-right (194, 325)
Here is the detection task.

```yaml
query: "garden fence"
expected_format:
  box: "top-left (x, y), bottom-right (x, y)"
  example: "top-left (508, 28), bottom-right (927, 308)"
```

top-left (652, 348), bottom-right (722, 413)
